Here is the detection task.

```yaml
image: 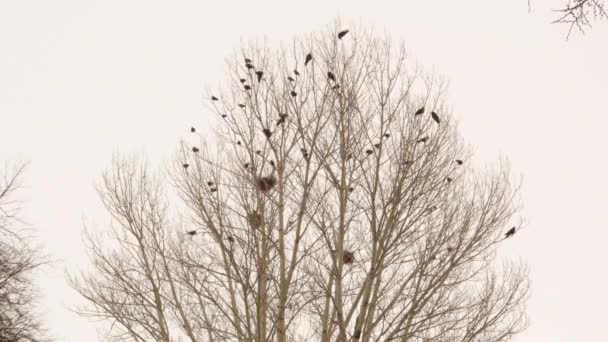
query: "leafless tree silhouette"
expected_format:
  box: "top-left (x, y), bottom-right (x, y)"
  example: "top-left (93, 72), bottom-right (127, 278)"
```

top-left (1, 162), bottom-right (50, 342)
top-left (70, 22), bottom-right (529, 342)
top-left (553, 0), bottom-right (607, 37)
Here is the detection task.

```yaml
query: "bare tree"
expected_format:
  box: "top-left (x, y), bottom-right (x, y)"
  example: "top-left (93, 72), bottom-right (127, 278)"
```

top-left (70, 22), bottom-right (529, 342)
top-left (552, 0), bottom-right (608, 37)
top-left (0, 162), bottom-right (50, 342)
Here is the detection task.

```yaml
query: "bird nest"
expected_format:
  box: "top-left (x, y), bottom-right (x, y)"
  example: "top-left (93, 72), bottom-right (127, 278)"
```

top-left (256, 175), bottom-right (277, 193)
top-left (247, 212), bottom-right (263, 228)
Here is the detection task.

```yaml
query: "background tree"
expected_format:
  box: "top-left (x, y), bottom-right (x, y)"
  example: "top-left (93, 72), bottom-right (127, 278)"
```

top-left (0, 162), bottom-right (50, 342)
top-left (70, 23), bottom-right (529, 342)
top-left (552, 0), bottom-right (607, 37)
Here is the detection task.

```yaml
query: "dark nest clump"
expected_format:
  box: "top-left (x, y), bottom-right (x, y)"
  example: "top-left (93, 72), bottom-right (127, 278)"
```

top-left (256, 174), bottom-right (277, 192)
top-left (343, 250), bottom-right (355, 264)
top-left (247, 212), bottom-right (263, 228)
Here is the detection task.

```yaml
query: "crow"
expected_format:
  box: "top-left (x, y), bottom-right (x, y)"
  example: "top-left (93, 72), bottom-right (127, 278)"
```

top-left (255, 71), bottom-right (263, 82)
top-left (365, 149), bottom-right (373, 155)
top-left (256, 150), bottom-right (262, 155)
top-left (417, 136), bottom-right (428, 143)
top-left (446, 177), bottom-right (453, 183)
top-left (505, 227), bottom-right (516, 238)
top-left (211, 96), bottom-right (219, 101)
top-left (456, 159), bottom-right (463, 165)
top-left (415, 106), bottom-right (425, 115)
top-left (332, 84), bottom-right (340, 90)
top-left (244, 84), bottom-right (251, 90)
top-left (192, 147), bottom-right (199, 153)
top-left (245, 58), bottom-right (252, 64)
top-left (190, 127), bottom-right (196, 133)
top-left (187, 230), bottom-right (197, 236)
top-left (294, 69), bottom-right (300, 76)
top-left (238, 104), bottom-right (246, 108)
top-left (384, 133), bottom-right (390, 138)
top-left (431, 111), bottom-right (440, 124)
top-left (237, 141), bottom-right (241, 145)
top-left (207, 181), bottom-right (213, 186)
top-left (210, 187), bottom-right (217, 192)
top-left (227, 235), bottom-right (235, 243)
top-left (246, 63), bottom-right (254, 70)
top-left (305, 53), bottom-right (313, 66)
top-left (327, 71), bottom-right (336, 82)
top-left (269, 160), bottom-right (275, 169)
top-left (290, 90), bottom-right (297, 97)
top-left (183, 163), bottom-right (190, 169)
top-left (262, 128), bottom-right (272, 138)
top-left (221, 114), bottom-right (227, 118)
top-left (288, 76), bottom-right (295, 82)
top-left (374, 143), bottom-right (380, 149)
top-left (276, 113), bottom-right (287, 126)
top-left (244, 163), bottom-right (250, 168)
top-left (239, 78), bottom-right (247, 83)
top-left (338, 29), bottom-right (349, 39)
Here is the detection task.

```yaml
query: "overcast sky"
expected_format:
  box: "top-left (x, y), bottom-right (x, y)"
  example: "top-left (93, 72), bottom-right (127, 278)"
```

top-left (1, 0), bottom-right (608, 341)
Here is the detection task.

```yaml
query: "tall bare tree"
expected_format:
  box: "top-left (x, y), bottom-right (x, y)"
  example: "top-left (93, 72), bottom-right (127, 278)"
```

top-left (70, 23), bottom-right (529, 342)
top-left (1, 162), bottom-right (50, 342)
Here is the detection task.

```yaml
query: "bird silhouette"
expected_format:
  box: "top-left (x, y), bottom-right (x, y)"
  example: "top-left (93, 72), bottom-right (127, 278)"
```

top-left (237, 141), bottom-right (241, 145)
top-left (245, 58), bottom-right (252, 64)
top-left (374, 143), bottom-right (380, 149)
top-left (190, 127), bottom-right (196, 133)
top-left (365, 149), bottom-right (373, 155)
top-left (262, 128), bottom-right (272, 138)
top-left (227, 235), bottom-right (235, 243)
top-left (446, 177), bottom-right (453, 183)
top-left (276, 113), bottom-right (287, 126)
top-left (505, 227), bottom-right (516, 238)
top-left (447, 247), bottom-right (454, 252)
top-left (238, 104), bottom-right (246, 108)
top-left (288, 76), bottom-right (295, 82)
top-left (211, 96), bottom-right (219, 101)
top-left (415, 107), bottom-right (425, 115)
top-left (431, 111), bottom-right (440, 124)
top-left (255, 71), bottom-right (263, 82)
top-left (244, 85), bottom-right (251, 90)
top-left (290, 90), bottom-right (297, 97)
top-left (327, 71), bottom-right (336, 82)
top-left (183, 163), bottom-right (190, 169)
top-left (349, 187), bottom-right (354, 192)
top-left (305, 53), bottom-right (313, 66)
top-left (256, 150), bottom-right (262, 155)
top-left (417, 137), bottom-right (429, 143)
top-left (338, 29), bottom-right (349, 39)
top-left (192, 147), bottom-right (199, 153)
top-left (221, 114), bottom-right (227, 118)
top-left (269, 160), bottom-right (275, 169)
top-left (294, 69), bottom-right (300, 76)
top-left (187, 230), bottom-right (197, 236)
top-left (246, 63), bottom-right (254, 70)
top-left (456, 159), bottom-right (463, 165)
top-left (384, 133), bottom-right (390, 138)
top-left (210, 187), bottom-right (217, 192)
top-left (332, 84), bottom-right (340, 90)
top-left (244, 163), bottom-right (250, 168)
top-left (207, 181), bottom-right (214, 186)
top-left (239, 78), bottom-right (247, 83)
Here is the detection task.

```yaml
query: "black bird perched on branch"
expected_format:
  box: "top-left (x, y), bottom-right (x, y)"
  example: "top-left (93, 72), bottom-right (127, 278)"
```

top-left (187, 230), bottom-right (197, 236)
top-left (304, 53), bottom-right (313, 66)
top-left (276, 113), bottom-right (288, 126)
top-left (192, 147), bottom-right (199, 153)
top-left (190, 127), bottom-right (196, 133)
top-left (244, 84), bottom-right (251, 90)
top-left (238, 104), bottom-right (245, 108)
top-left (374, 143), bottom-right (380, 149)
top-left (294, 69), bottom-right (300, 76)
top-left (384, 133), bottom-right (390, 138)
top-left (237, 141), bottom-right (241, 145)
top-left (207, 181), bottom-right (214, 186)
top-left (288, 76), bottom-right (295, 82)
top-left (239, 78), bottom-right (246, 83)
top-left (327, 71), bottom-right (336, 82)
top-left (290, 90), bottom-right (297, 97)
top-left (431, 111), bottom-right (440, 124)
top-left (505, 227), bottom-right (516, 238)
top-left (211, 96), bottom-right (219, 101)
top-left (332, 84), bottom-right (340, 90)
top-left (365, 149), bottom-right (373, 155)
top-left (210, 187), bottom-right (217, 192)
top-left (338, 29), bottom-right (349, 39)
top-left (417, 136), bottom-right (429, 143)
top-left (244, 163), bottom-right (249, 168)
top-left (446, 177), bottom-right (453, 183)
top-left (245, 58), bottom-right (252, 63)
top-left (415, 106), bottom-right (425, 115)
top-left (221, 114), bottom-right (227, 118)
top-left (456, 159), bottom-right (463, 165)
top-left (255, 71), bottom-right (263, 82)
top-left (183, 163), bottom-right (190, 169)
top-left (246, 63), bottom-right (254, 70)
top-left (262, 128), bottom-right (272, 138)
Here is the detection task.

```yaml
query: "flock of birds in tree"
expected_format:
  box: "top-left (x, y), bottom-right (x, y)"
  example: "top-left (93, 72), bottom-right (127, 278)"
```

top-left (182, 28), bottom-right (519, 250)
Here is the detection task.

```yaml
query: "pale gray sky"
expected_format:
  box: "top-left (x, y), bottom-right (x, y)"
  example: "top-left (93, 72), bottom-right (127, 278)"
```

top-left (1, 0), bottom-right (607, 341)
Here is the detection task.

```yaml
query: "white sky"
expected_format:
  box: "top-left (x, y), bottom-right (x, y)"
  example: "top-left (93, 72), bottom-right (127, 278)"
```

top-left (1, 0), bottom-right (608, 341)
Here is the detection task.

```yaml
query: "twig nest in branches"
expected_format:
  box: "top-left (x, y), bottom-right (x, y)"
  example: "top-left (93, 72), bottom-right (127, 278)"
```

top-left (256, 175), bottom-right (277, 192)
top-left (247, 212), bottom-right (263, 228)
top-left (343, 250), bottom-right (355, 264)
